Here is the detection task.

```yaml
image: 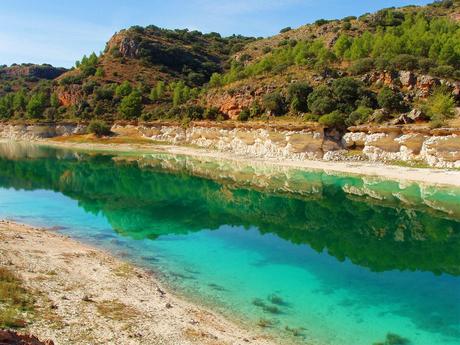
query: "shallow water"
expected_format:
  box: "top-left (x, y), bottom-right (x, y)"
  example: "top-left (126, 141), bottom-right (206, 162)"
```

top-left (0, 141), bottom-right (459, 345)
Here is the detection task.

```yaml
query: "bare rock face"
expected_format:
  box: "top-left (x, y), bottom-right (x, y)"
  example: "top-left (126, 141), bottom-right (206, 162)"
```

top-left (416, 75), bottom-right (441, 97)
top-left (362, 70), bottom-right (399, 87)
top-left (0, 330), bottom-right (54, 345)
top-left (395, 134), bottom-right (426, 155)
top-left (206, 85), bottom-right (276, 120)
top-left (342, 132), bottom-right (368, 148)
top-left (56, 85), bottom-right (84, 107)
top-left (422, 135), bottom-right (460, 167)
top-left (452, 82), bottom-right (460, 101)
top-left (118, 36), bottom-right (140, 58)
top-left (391, 109), bottom-right (427, 125)
top-left (362, 71), bottom-right (456, 100)
top-left (0, 124), bottom-right (87, 141)
top-left (399, 71), bottom-right (417, 89)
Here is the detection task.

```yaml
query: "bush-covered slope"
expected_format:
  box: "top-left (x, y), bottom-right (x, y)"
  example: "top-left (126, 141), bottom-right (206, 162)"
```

top-left (0, 0), bottom-right (458, 128)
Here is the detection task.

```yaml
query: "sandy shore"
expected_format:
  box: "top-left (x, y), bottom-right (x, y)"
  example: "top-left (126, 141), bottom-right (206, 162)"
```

top-left (0, 221), bottom-right (277, 345)
top-left (39, 138), bottom-right (460, 187)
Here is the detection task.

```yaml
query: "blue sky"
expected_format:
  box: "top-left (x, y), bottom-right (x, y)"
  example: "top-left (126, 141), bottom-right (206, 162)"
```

top-left (1, 0), bottom-right (433, 68)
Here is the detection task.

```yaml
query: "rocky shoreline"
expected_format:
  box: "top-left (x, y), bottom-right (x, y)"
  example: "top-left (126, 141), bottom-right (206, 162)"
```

top-left (1, 121), bottom-right (460, 168)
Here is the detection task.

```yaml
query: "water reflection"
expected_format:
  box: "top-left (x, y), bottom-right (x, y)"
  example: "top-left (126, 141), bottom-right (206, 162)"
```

top-left (0, 141), bottom-right (459, 276)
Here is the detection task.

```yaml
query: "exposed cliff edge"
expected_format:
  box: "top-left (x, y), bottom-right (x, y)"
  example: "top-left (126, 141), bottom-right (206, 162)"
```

top-left (1, 122), bottom-right (460, 169)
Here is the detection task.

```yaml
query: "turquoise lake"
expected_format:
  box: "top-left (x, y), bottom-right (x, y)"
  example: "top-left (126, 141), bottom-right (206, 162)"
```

top-left (0, 141), bottom-right (459, 345)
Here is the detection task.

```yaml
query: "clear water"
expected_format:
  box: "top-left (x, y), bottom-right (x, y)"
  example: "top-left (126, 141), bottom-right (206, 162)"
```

top-left (0, 141), bottom-right (459, 345)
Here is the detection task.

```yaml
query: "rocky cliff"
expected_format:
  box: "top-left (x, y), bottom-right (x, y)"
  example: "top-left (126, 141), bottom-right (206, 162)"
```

top-left (127, 122), bottom-right (460, 168)
top-left (1, 122), bottom-right (459, 168)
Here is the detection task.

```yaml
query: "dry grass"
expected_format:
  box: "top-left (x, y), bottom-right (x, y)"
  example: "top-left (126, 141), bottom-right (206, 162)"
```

top-left (389, 159), bottom-right (433, 169)
top-left (113, 263), bottom-right (135, 278)
top-left (0, 267), bottom-right (35, 329)
top-left (96, 300), bottom-right (138, 321)
top-left (51, 134), bottom-right (153, 145)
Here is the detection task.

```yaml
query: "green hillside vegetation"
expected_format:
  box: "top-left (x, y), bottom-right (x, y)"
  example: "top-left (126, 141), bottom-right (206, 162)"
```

top-left (0, 0), bottom-right (458, 128)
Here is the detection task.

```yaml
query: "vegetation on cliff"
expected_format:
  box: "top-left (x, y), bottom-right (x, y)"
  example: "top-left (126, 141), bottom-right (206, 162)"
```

top-left (0, 0), bottom-right (458, 128)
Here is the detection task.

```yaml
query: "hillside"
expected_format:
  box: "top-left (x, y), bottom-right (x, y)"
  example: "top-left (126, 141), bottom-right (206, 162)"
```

top-left (0, 0), bottom-right (459, 129)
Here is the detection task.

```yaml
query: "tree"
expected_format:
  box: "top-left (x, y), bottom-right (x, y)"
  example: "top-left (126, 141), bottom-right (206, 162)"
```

top-left (307, 86), bottom-right (337, 115)
top-left (26, 93), bottom-right (48, 119)
top-left (237, 108), bottom-right (250, 121)
top-left (0, 94), bottom-right (14, 119)
top-left (334, 34), bottom-right (353, 58)
top-left (331, 77), bottom-right (365, 113)
top-left (50, 93), bottom-right (60, 108)
top-left (149, 81), bottom-right (165, 101)
top-left (95, 67), bottom-right (105, 77)
top-left (318, 111), bottom-right (346, 128)
top-left (88, 120), bottom-right (111, 137)
top-left (262, 92), bottom-right (286, 116)
top-left (287, 82), bottom-right (313, 113)
top-left (348, 58), bottom-right (374, 75)
top-left (427, 88), bottom-right (455, 126)
top-left (12, 90), bottom-right (27, 112)
top-left (346, 106), bottom-right (373, 126)
top-left (115, 81), bottom-right (133, 98)
top-left (209, 73), bottom-right (222, 87)
top-left (118, 91), bottom-right (143, 119)
top-left (377, 87), bottom-right (404, 112)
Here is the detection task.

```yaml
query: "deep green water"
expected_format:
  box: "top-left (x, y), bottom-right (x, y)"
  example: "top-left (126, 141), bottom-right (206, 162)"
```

top-left (0, 141), bottom-right (459, 345)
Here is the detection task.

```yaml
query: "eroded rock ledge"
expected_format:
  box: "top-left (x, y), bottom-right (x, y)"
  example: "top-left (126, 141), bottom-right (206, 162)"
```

top-left (1, 122), bottom-right (459, 168)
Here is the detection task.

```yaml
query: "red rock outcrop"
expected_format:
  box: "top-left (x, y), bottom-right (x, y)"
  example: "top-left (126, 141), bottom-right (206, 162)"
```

top-left (56, 85), bottom-right (84, 107)
top-left (0, 330), bottom-right (54, 345)
top-left (206, 85), bottom-right (277, 120)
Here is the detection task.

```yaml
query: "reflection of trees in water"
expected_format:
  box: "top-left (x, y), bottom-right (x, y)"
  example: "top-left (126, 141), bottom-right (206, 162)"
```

top-left (0, 144), bottom-right (459, 275)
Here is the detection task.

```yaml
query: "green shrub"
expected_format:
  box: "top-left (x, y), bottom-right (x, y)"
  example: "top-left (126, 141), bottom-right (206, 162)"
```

top-left (304, 113), bottom-right (321, 122)
top-left (262, 47), bottom-right (272, 54)
top-left (115, 81), bottom-right (133, 98)
top-left (82, 80), bottom-right (98, 95)
top-left (118, 91), bottom-right (143, 119)
top-left (418, 58), bottom-right (437, 73)
top-left (349, 58), bottom-right (375, 75)
top-left (375, 57), bottom-right (394, 71)
top-left (342, 22), bottom-right (352, 30)
top-left (315, 19), bottom-right (329, 26)
top-left (250, 102), bottom-right (262, 118)
top-left (0, 94), bottom-right (14, 119)
top-left (59, 74), bottom-right (84, 85)
top-left (88, 120), bottom-right (111, 137)
top-left (95, 67), bottom-right (105, 77)
top-left (307, 86), bottom-right (337, 115)
top-left (427, 87), bottom-right (456, 126)
top-left (183, 105), bottom-right (205, 120)
top-left (237, 108), bottom-right (250, 122)
top-left (346, 106), bottom-right (373, 126)
top-left (94, 85), bottom-right (115, 101)
top-left (204, 107), bottom-right (220, 120)
top-left (263, 92), bottom-right (286, 116)
top-left (279, 27), bottom-right (292, 33)
top-left (287, 82), bottom-right (313, 113)
top-left (319, 111), bottom-right (346, 128)
top-left (331, 77), bottom-right (366, 113)
top-left (391, 54), bottom-right (419, 70)
top-left (26, 93), bottom-right (48, 119)
top-left (377, 87), bottom-right (404, 112)
top-left (430, 65), bottom-right (455, 79)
